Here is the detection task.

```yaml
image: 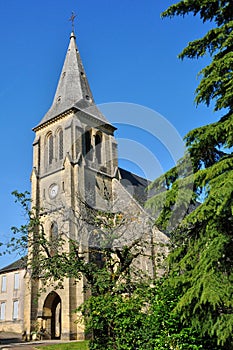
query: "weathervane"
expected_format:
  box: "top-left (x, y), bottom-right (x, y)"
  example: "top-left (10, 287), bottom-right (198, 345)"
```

top-left (69, 11), bottom-right (77, 32)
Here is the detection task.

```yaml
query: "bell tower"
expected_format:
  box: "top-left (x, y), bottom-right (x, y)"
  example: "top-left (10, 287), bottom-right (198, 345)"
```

top-left (32, 31), bottom-right (118, 206)
top-left (24, 30), bottom-right (118, 340)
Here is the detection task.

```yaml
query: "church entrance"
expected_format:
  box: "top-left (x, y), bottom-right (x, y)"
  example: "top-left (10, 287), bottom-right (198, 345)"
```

top-left (42, 292), bottom-right (61, 339)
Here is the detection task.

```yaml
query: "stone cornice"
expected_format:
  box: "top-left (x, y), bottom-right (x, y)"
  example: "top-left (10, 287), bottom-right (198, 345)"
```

top-left (32, 108), bottom-right (76, 132)
top-left (33, 106), bottom-right (116, 133)
top-left (79, 110), bottom-right (116, 133)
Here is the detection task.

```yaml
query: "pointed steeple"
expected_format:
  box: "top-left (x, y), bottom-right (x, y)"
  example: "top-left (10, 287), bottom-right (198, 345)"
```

top-left (35, 31), bottom-right (111, 129)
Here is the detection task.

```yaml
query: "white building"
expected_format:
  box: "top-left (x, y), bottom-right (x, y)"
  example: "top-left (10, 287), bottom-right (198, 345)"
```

top-left (0, 258), bottom-right (25, 334)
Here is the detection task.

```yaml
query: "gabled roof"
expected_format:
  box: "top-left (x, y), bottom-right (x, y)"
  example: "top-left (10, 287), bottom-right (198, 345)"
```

top-left (34, 32), bottom-right (112, 130)
top-left (118, 167), bottom-right (151, 204)
top-left (0, 257), bottom-right (26, 274)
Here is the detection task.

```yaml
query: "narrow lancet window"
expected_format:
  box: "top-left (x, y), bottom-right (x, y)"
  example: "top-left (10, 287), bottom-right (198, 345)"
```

top-left (95, 134), bottom-right (102, 164)
top-left (84, 130), bottom-right (92, 161)
top-left (50, 222), bottom-right (58, 256)
top-left (48, 134), bottom-right (53, 165)
top-left (58, 130), bottom-right (63, 160)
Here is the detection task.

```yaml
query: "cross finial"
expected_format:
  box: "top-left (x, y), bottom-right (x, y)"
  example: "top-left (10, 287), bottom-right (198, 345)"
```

top-left (69, 11), bottom-right (77, 32)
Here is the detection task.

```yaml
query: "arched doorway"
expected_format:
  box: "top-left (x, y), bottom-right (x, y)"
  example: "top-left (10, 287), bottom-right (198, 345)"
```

top-left (43, 292), bottom-right (61, 339)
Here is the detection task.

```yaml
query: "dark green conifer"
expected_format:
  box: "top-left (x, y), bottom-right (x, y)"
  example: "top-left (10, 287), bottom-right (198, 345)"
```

top-left (146, 1), bottom-right (233, 346)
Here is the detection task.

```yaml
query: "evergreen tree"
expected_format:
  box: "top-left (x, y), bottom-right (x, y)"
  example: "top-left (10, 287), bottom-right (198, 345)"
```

top-left (146, 1), bottom-right (233, 347)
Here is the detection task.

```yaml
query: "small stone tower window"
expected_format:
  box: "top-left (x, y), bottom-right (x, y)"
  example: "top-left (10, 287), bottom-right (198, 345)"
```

top-left (50, 222), bottom-right (58, 240)
top-left (95, 133), bottom-right (102, 164)
top-left (58, 129), bottom-right (63, 160)
top-left (50, 222), bottom-right (58, 256)
top-left (84, 130), bottom-right (92, 161)
top-left (48, 134), bottom-right (53, 165)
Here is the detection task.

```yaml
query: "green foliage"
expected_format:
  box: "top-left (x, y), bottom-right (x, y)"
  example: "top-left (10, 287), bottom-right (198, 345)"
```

top-left (9, 190), bottom-right (149, 294)
top-left (145, 1), bottom-right (233, 348)
top-left (79, 279), bottom-right (218, 350)
top-left (80, 292), bottom-right (143, 350)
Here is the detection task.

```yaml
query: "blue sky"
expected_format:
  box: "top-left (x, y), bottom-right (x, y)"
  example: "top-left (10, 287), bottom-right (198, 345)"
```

top-left (0, 0), bottom-right (219, 268)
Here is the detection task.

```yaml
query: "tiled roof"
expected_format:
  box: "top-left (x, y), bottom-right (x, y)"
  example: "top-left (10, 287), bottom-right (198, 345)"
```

top-left (0, 257), bottom-right (26, 274)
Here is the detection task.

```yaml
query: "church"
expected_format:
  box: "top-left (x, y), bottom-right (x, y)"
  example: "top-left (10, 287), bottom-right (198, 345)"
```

top-left (0, 29), bottom-right (168, 340)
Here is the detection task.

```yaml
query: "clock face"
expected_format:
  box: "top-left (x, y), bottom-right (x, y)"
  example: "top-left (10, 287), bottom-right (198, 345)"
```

top-left (49, 183), bottom-right (59, 199)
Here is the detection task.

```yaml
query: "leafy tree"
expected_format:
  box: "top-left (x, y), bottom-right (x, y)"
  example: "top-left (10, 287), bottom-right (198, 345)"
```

top-left (80, 277), bottom-right (219, 350)
top-left (9, 190), bottom-right (154, 291)
top-left (146, 1), bottom-right (233, 347)
top-left (9, 190), bottom-right (160, 346)
top-left (11, 191), bottom-right (211, 349)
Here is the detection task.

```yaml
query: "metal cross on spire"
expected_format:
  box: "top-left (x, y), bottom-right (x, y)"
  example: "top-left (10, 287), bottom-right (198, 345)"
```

top-left (69, 11), bottom-right (77, 32)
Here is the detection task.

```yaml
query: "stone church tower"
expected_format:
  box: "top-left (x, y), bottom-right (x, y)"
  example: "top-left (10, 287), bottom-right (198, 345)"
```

top-left (23, 31), bottom-right (119, 341)
top-left (23, 31), bottom-right (168, 341)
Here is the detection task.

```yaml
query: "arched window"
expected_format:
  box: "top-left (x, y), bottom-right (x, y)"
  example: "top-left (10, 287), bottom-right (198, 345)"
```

top-left (48, 134), bottom-right (53, 165)
top-left (58, 129), bottom-right (63, 160)
top-left (50, 222), bottom-right (58, 256)
top-left (88, 232), bottom-right (104, 269)
top-left (84, 130), bottom-right (92, 161)
top-left (95, 133), bottom-right (102, 164)
top-left (50, 222), bottom-right (58, 241)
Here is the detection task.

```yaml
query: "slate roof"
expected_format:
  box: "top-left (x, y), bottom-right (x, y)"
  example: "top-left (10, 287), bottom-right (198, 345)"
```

top-left (0, 257), bottom-right (26, 274)
top-left (118, 167), bottom-right (151, 204)
top-left (34, 32), bottom-right (113, 130)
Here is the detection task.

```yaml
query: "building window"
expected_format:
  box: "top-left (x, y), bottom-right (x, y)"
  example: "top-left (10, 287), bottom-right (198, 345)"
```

top-left (50, 222), bottom-right (58, 241)
top-left (1, 275), bottom-right (6, 292)
top-left (95, 133), bottom-right (102, 164)
top-left (14, 273), bottom-right (19, 290)
top-left (48, 134), bottom-right (53, 165)
top-left (50, 222), bottom-right (58, 256)
top-left (58, 130), bottom-right (63, 160)
top-left (13, 300), bottom-right (19, 320)
top-left (0, 302), bottom-right (6, 320)
top-left (84, 130), bottom-right (92, 160)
